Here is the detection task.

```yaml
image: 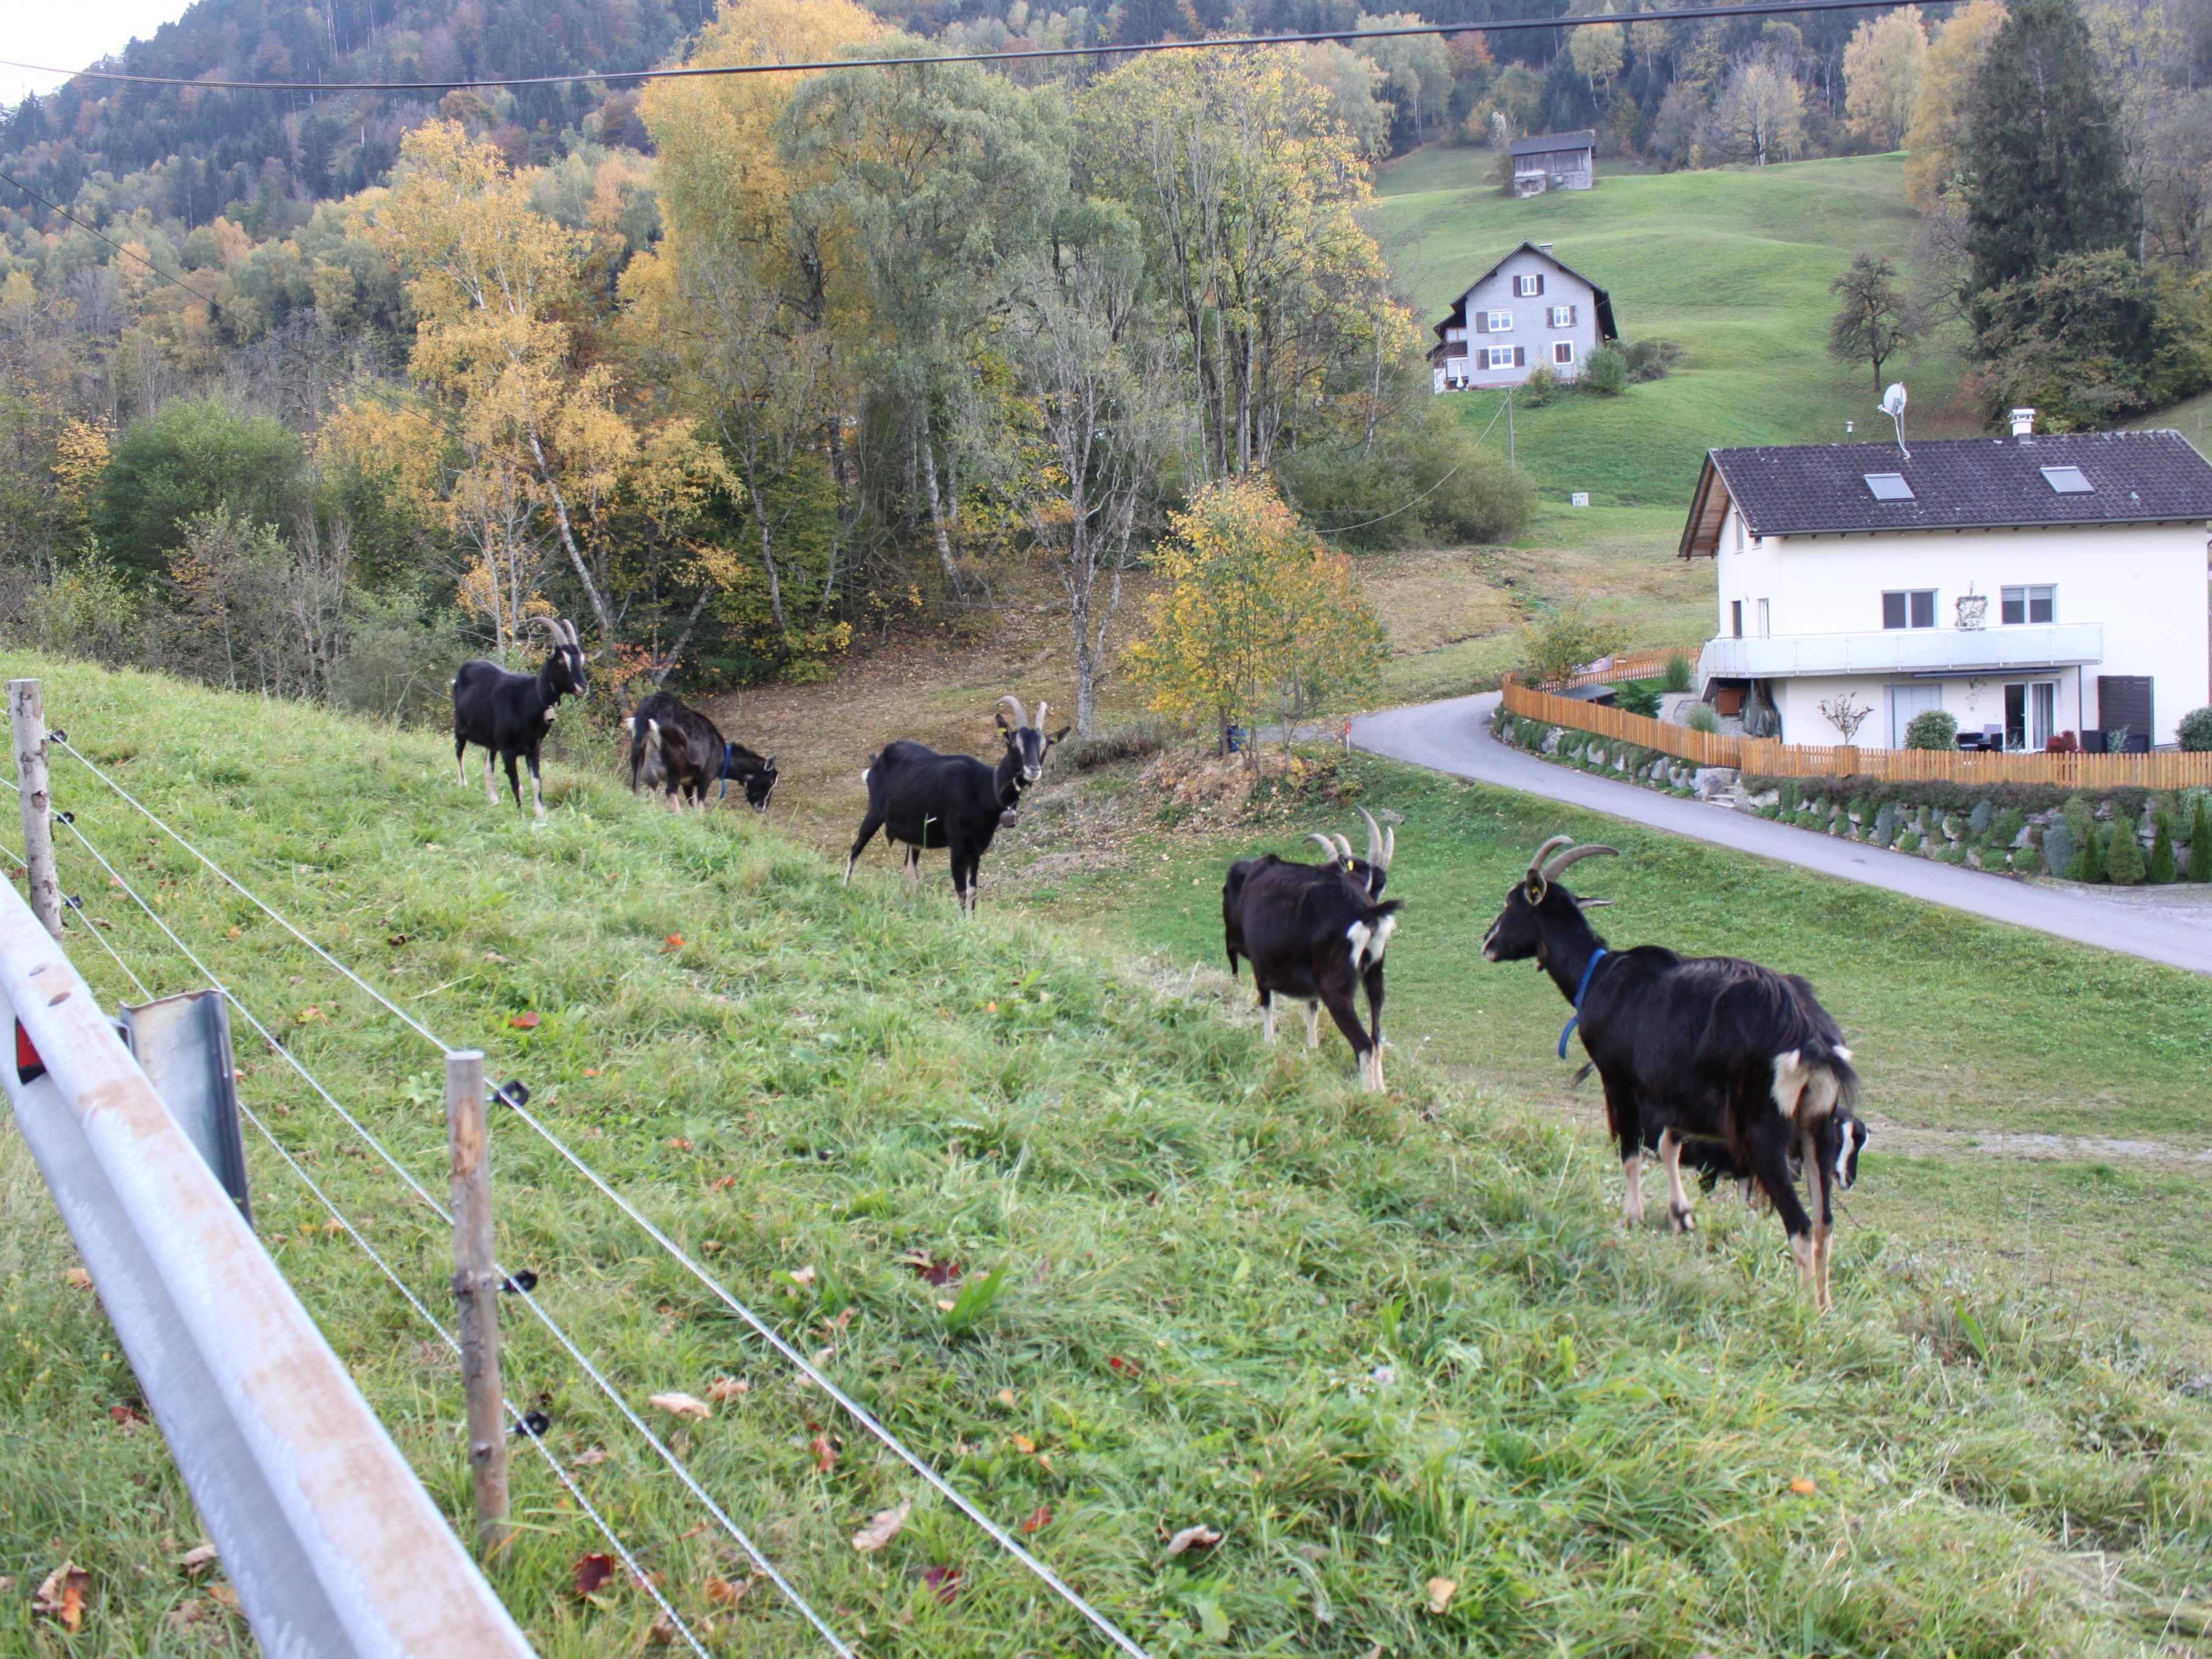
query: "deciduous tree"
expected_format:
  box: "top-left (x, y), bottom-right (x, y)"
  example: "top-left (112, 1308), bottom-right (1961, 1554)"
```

top-left (1828, 250), bottom-right (1917, 394)
top-left (1902, 0), bottom-right (2008, 208)
top-left (1843, 6), bottom-right (1927, 151)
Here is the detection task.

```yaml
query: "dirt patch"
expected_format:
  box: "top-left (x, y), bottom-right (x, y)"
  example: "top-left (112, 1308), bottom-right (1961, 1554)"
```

top-left (1866, 1119), bottom-right (2212, 1166)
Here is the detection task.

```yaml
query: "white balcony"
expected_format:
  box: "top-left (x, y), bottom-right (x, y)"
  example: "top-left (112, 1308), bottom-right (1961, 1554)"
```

top-left (1698, 623), bottom-right (2103, 685)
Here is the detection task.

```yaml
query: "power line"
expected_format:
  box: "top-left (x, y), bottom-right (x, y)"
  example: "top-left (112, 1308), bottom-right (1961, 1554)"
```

top-left (1, 0), bottom-right (1917, 95)
top-left (0, 166), bottom-right (226, 309)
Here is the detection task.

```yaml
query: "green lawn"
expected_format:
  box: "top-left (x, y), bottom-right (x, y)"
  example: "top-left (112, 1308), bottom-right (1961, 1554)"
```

top-left (1373, 151), bottom-right (1975, 508)
top-left (5, 658), bottom-right (2211, 1654)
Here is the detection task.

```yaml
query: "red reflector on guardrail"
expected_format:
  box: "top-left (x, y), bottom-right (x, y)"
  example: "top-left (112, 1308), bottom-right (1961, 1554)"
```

top-left (16, 1019), bottom-right (45, 1084)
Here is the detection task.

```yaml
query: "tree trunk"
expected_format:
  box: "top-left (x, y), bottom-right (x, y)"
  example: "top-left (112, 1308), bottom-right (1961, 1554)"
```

top-left (917, 425), bottom-right (962, 595)
top-left (526, 430), bottom-right (618, 646)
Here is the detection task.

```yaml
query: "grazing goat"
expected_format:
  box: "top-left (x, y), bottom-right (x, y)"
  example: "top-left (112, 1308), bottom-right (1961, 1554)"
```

top-left (1481, 835), bottom-right (1864, 1310)
top-left (451, 618), bottom-right (589, 819)
top-left (843, 696), bottom-right (1067, 911)
top-left (1222, 809), bottom-right (1402, 1091)
top-left (625, 693), bottom-right (779, 812)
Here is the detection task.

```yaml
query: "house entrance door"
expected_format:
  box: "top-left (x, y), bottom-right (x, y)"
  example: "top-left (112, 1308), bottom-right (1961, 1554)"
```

top-left (1887, 682), bottom-right (1940, 747)
top-left (2003, 682), bottom-right (2056, 750)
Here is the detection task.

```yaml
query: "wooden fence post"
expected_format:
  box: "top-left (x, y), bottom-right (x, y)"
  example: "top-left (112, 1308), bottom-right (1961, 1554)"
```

top-left (9, 680), bottom-right (63, 941)
top-left (445, 1048), bottom-right (510, 1555)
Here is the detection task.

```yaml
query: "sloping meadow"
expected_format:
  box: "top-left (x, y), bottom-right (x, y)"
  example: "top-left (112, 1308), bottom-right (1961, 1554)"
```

top-left (0, 655), bottom-right (2206, 1656)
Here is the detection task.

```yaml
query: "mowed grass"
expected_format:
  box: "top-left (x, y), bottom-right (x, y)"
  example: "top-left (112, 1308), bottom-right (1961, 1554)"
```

top-left (2, 657), bottom-right (2210, 1655)
top-left (1372, 150), bottom-right (1976, 509)
top-left (1026, 751), bottom-right (2212, 1358)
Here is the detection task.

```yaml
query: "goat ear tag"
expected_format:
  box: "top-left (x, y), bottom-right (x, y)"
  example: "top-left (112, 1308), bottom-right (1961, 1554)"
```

top-left (1524, 874), bottom-right (1547, 903)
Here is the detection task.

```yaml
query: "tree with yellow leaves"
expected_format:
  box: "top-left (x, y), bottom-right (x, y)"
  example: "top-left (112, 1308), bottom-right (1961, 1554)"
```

top-left (1127, 480), bottom-right (1385, 760)
top-left (1903, 0), bottom-right (2008, 208)
top-left (1843, 6), bottom-right (1927, 151)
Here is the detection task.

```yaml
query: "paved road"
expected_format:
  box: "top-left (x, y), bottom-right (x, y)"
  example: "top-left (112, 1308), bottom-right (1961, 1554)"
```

top-left (1352, 692), bottom-right (2212, 978)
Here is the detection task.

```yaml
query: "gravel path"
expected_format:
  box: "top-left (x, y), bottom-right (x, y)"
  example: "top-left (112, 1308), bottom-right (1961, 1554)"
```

top-left (1351, 691), bottom-right (2212, 979)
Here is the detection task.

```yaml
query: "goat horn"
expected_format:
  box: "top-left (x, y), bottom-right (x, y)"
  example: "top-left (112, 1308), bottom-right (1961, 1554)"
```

top-left (1307, 833), bottom-right (1346, 864)
top-left (1383, 825), bottom-right (1395, 869)
top-left (1528, 835), bottom-right (1575, 875)
top-left (996, 694), bottom-right (1029, 729)
top-left (1035, 700), bottom-right (1049, 729)
top-left (1575, 896), bottom-right (1617, 909)
top-left (562, 618), bottom-right (582, 647)
top-left (1357, 807), bottom-right (1392, 873)
top-left (1543, 843), bottom-right (1621, 881)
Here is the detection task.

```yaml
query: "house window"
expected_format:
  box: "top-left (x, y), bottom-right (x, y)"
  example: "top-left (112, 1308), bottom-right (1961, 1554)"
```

top-left (1756, 598), bottom-right (1772, 637)
top-left (1514, 273), bottom-right (1545, 297)
top-left (1481, 346), bottom-right (1524, 371)
top-left (1730, 600), bottom-right (1743, 638)
top-left (1553, 340), bottom-right (1575, 366)
top-left (1546, 304), bottom-right (1578, 327)
top-left (1888, 683), bottom-right (1942, 748)
top-left (2004, 682), bottom-right (2058, 750)
top-left (2001, 584), bottom-right (2055, 624)
top-left (1444, 326), bottom-right (1467, 342)
top-left (1484, 310), bottom-right (1514, 332)
top-left (2039, 465), bottom-right (2093, 493)
top-left (1863, 472), bottom-right (1915, 501)
top-left (1882, 589), bottom-right (1937, 629)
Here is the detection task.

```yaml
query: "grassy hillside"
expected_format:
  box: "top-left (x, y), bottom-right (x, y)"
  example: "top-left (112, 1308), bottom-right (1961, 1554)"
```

top-left (3, 658), bottom-right (2210, 1654)
top-left (1372, 151), bottom-right (1974, 512)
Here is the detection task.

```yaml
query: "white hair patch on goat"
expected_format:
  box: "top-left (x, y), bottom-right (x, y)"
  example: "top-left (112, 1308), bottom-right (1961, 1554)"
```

top-left (1835, 1044), bottom-right (1854, 1064)
top-left (1770, 1048), bottom-right (1808, 1118)
top-left (1367, 911), bottom-right (1398, 963)
top-left (1799, 1064), bottom-right (1840, 1126)
top-left (1346, 920), bottom-right (1372, 970)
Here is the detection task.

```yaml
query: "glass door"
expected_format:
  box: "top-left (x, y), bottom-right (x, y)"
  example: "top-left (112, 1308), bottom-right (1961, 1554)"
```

top-left (2004, 682), bottom-right (2058, 750)
top-left (1888, 682), bottom-right (1940, 747)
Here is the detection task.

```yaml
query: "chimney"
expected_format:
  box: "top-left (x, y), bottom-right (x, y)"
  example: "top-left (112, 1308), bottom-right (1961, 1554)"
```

top-left (2010, 407), bottom-right (2036, 437)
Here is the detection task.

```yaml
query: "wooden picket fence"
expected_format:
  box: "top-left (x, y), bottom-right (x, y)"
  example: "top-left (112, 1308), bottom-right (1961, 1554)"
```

top-left (1500, 679), bottom-right (2212, 788)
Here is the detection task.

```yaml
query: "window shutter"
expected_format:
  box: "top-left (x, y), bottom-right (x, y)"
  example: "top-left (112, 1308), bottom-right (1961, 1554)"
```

top-left (1536, 273), bottom-right (1546, 296)
top-left (1514, 346), bottom-right (1526, 368)
top-left (1569, 304), bottom-right (1578, 326)
top-left (1474, 310), bottom-right (1488, 334)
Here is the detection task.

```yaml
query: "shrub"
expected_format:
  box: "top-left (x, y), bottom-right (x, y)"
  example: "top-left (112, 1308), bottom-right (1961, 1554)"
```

top-left (2105, 819), bottom-right (2146, 885)
top-left (91, 395), bottom-right (308, 581)
top-left (1282, 401), bottom-right (1538, 549)
top-left (2062, 795), bottom-right (2095, 847)
top-left (1662, 652), bottom-right (1693, 693)
top-left (1061, 719), bottom-right (1169, 772)
top-left (1517, 605), bottom-right (1628, 688)
top-left (1990, 808), bottom-right (2026, 850)
top-left (1614, 679), bottom-right (1663, 717)
top-left (2013, 844), bottom-right (2044, 875)
top-left (1967, 799), bottom-right (1993, 836)
top-left (2077, 824), bottom-right (2107, 882)
top-left (1873, 801), bottom-right (1900, 847)
top-left (1579, 345), bottom-right (1629, 395)
top-left (2180, 707), bottom-right (2212, 751)
top-left (1895, 830), bottom-right (1922, 854)
top-left (2194, 796), bottom-right (2212, 881)
top-left (1683, 703), bottom-right (1720, 734)
top-left (1903, 708), bottom-right (1960, 750)
top-left (1520, 363), bottom-right (1560, 405)
top-left (1622, 338), bottom-right (1685, 381)
top-left (2040, 819), bottom-right (2076, 879)
top-left (2149, 814), bottom-right (2177, 883)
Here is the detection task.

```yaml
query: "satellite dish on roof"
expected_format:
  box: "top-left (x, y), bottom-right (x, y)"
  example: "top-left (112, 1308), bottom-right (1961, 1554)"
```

top-left (1880, 381), bottom-right (1911, 460)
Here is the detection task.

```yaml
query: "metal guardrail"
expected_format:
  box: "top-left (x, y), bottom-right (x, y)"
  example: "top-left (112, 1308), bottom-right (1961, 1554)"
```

top-left (0, 869), bottom-right (535, 1658)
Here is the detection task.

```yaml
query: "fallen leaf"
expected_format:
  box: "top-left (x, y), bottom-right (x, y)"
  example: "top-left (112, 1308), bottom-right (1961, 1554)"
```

top-left (176, 1544), bottom-right (217, 1575)
top-left (705, 1377), bottom-right (748, 1403)
top-left (810, 1432), bottom-right (838, 1474)
top-left (33, 1562), bottom-right (88, 1632)
top-left (295, 1005), bottom-right (324, 1024)
top-left (1108, 1355), bottom-right (1140, 1377)
top-left (583, 1067), bottom-right (600, 1077)
top-left (1789, 1477), bottom-right (1817, 1496)
top-left (921, 1565), bottom-right (961, 1603)
top-left (852, 1499), bottom-right (911, 1552)
top-left (789, 1265), bottom-right (817, 1288)
top-left (508, 1011), bottom-right (541, 1030)
top-left (935, 1298), bottom-right (956, 1313)
top-left (665, 1137), bottom-right (694, 1152)
top-left (574, 1553), bottom-right (617, 1598)
top-left (649, 1613), bottom-right (680, 1645)
top-left (663, 934), bottom-right (685, 953)
top-left (482, 951), bottom-right (508, 964)
top-left (985, 1001), bottom-right (998, 1013)
top-left (905, 1253), bottom-right (962, 1287)
top-left (63, 1268), bottom-right (92, 1290)
top-left (705, 1575), bottom-right (752, 1606)
top-left (1021, 1504), bottom-right (1053, 1534)
top-left (226, 925), bottom-right (242, 938)
top-left (571, 1446), bottom-right (609, 1467)
top-left (108, 1404), bottom-right (144, 1426)
top-left (206, 1583), bottom-right (241, 1615)
top-left (1012, 1434), bottom-right (1036, 1455)
top-left (1425, 1576), bottom-right (1457, 1615)
top-left (995, 1389), bottom-right (1018, 1409)
top-left (1166, 1524), bottom-right (1221, 1558)
top-left (648, 1392), bottom-right (711, 1421)
top-left (713, 1174), bottom-right (736, 1191)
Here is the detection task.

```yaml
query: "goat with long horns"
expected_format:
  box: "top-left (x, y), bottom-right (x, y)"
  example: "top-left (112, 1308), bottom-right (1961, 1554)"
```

top-left (1481, 834), bottom-right (1866, 1311)
top-left (450, 617), bottom-right (590, 818)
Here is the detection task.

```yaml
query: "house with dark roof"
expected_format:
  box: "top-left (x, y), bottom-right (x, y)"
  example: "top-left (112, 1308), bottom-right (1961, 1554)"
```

top-left (1510, 131), bottom-right (1595, 196)
top-left (1430, 242), bottom-right (1618, 394)
top-left (1679, 415), bottom-right (2212, 750)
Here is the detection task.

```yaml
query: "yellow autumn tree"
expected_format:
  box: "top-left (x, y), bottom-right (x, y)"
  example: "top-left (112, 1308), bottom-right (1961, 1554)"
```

top-left (1843, 6), bottom-right (1927, 151)
top-left (1127, 479), bottom-right (1385, 759)
top-left (1904, 0), bottom-right (2008, 207)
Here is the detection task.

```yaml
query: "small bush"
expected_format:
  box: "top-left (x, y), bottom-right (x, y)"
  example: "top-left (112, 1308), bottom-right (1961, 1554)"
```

top-left (2075, 824), bottom-right (2107, 883)
top-left (1614, 679), bottom-right (1662, 717)
top-left (1967, 799), bottom-right (1993, 836)
top-left (2180, 707), bottom-right (2212, 751)
top-left (2041, 819), bottom-right (2077, 879)
top-left (2013, 844), bottom-right (2045, 876)
top-left (2193, 796), bottom-right (2212, 881)
top-left (1683, 703), bottom-right (1720, 734)
top-left (1895, 830), bottom-right (1922, 854)
top-left (1518, 605), bottom-right (1628, 688)
top-left (1060, 719), bottom-right (1169, 772)
top-left (1991, 807), bottom-right (2026, 850)
top-left (1520, 363), bottom-right (1560, 406)
top-left (2106, 820), bottom-right (2146, 884)
top-left (1903, 708), bottom-right (1960, 750)
top-left (2149, 815), bottom-right (2177, 883)
top-left (1622, 338), bottom-right (1685, 381)
top-left (1579, 345), bottom-right (1629, 396)
top-left (1662, 652), bottom-right (1693, 693)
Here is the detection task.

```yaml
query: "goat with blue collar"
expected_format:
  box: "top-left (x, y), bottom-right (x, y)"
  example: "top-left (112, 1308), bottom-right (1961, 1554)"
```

top-left (1481, 834), bottom-right (1867, 1312)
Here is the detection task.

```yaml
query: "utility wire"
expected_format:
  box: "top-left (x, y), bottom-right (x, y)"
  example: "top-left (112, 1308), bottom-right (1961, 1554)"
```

top-left (0, 0), bottom-right (1917, 95)
top-left (0, 166), bottom-right (226, 310)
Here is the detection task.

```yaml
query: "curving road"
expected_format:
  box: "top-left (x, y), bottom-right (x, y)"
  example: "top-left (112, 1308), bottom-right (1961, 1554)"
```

top-left (1352, 692), bottom-right (2212, 978)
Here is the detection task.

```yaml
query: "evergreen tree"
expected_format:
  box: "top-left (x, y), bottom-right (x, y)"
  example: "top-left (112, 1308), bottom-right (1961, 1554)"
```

top-left (2105, 818), bottom-right (2146, 885)
top-left (2191, 796), bottom-right (2212, 881)
top-left (2149, 812), bottom-right (2177, 883)
top-left (1961, 0), bottom-right (2137, 299)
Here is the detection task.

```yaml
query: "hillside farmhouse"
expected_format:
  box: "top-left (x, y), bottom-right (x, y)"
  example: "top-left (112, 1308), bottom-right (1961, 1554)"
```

top-left (1430, 242), bottom-right (1618, 394)
top-left (1510, 131), bottom-right (1596, 196)
top-left (1679, 420), bottom-right (2212, 751)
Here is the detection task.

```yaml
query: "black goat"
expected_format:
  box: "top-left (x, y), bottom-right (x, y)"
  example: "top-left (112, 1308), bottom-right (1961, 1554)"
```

top-left (1222, 809), bottom-right (1402, 1091)
top-left (1481, 835), bottom-right (1863, 1310)
top-left (625, 693), bottom-right (779, 812)
top-left (843, 696), bottom-right (1067, 911)
top-left (451, 618), bottom-right (589, 818)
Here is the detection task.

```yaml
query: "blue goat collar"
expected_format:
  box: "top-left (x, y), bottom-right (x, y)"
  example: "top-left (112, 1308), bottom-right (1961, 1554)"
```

top-left (1557, 948), bottom-right (1610, 1059)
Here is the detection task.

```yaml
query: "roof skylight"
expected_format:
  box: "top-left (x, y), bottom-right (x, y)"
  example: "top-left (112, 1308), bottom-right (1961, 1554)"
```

top-left (2040, 464), bottom-right (2094, 493)
top-left (1863, 472), bottom-right (1915, 501)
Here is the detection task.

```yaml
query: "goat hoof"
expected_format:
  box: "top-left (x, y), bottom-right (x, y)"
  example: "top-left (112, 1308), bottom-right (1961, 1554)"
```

top-left (1668, 1206), bottom-right (1696, 1234)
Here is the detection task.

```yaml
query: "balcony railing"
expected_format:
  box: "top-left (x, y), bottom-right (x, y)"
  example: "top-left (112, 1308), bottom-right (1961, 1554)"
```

top-left (1697, 622), bottom-right (2103, 685)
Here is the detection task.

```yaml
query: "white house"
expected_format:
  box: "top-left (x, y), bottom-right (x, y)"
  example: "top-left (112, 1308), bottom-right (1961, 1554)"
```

top-left (1430, 242), bottom-right (1618, 394)
top-left (1679, 422), bottom-right (2212, 751)
top-left (1509, 131), bottom-right (1595, 196)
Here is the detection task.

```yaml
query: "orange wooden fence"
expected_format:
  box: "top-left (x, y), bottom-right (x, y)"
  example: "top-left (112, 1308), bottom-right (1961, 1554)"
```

top-left (1500, 680), bottom-right (2212, 788)
top-left (1556, 648), bottom-right (1685, 690)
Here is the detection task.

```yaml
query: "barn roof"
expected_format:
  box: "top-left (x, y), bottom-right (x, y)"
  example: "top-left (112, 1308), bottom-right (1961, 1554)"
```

top-left (1508, 129), bottom-right (1597, 157)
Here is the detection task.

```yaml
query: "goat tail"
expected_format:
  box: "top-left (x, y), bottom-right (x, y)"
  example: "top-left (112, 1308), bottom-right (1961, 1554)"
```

top-left (643, 717), bottom-right (666, 756)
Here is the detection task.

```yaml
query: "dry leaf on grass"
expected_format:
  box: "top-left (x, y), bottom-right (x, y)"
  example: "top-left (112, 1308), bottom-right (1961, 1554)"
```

top-left (1012, 1434), bottom-right (1036, 1455)
top-left (920, 1565), bottom-right (961, 1603)
top-left (1166, 1525), bottom-right (1221, 1558)
top-left (33, 1562), bottom-right (89, 1632)
top-left (1425, 1576), bottom-right (1457, 1615)
top-left (852, 1500), bottom-right (911, 1552)
top-left (176, 1543), bottom-right (217, 1575)
top-left (206, 1584), bottom-right (241, 1615)
top-left (995, 1388), bottom-right (1018, 1409)
top-left (648, 1392), bottom-right (711, 1421)
top-left (1021, 1505), bottom-right (1053, 1535)
top-left (663, 934), bottom-right (685, 953)
top-left (1789, 1477), bottom-right (1817, 1496)
top-left (507, 1011), bottom-right (541, 1030)
top-left (574, 1553), bottom-right (617, 1598)
top-left (63, 1267), bottom-right (92, 1290)
top-left (705, 1377), bottom-right (748, 1403)
top-left (810, 1431), bottom-right (839, 1474)
top-left (572, 1446), bottom-right (609, 1466)
top-left (705, 1575), bottom-right (753, 1606)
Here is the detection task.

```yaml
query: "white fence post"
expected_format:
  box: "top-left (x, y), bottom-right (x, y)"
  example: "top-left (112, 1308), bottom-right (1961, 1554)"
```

top-left (9, 679), bottom-right (63, 939)
top-left (447, 1048), bottom-right (512, 1554)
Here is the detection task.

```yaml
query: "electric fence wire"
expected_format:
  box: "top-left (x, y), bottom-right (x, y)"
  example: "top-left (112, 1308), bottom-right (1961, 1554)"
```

top-left (37, 887), bottom-right (714, 1659)
top-left (46, 735), bottom-right (1155, 1657)
top-left (46, 809), bottom-right (853, 1659)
